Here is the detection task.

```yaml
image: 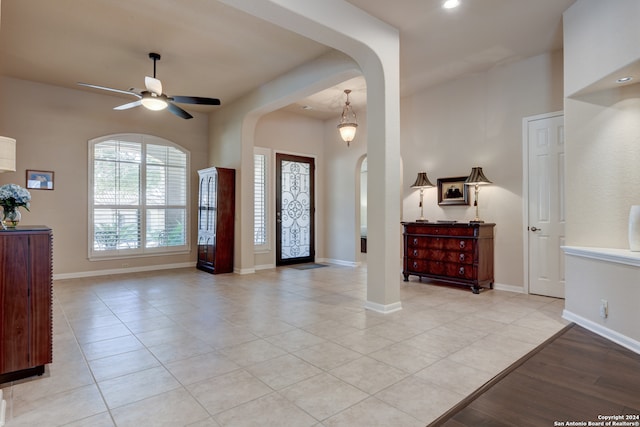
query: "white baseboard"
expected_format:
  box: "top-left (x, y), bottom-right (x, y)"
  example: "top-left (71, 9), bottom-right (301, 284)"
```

top-left (254, 264), bottom-right (275, 271)
top-left (53, 262), bottom-right (196, 280)
top-left (492, 282), bottom-right (525, 294)
top-left (1, 388), bottom-right (6, 427)
top-left (234, 267), bottom-right (256, 275)
top-left (317, 258), bottom-right (360, 267)
top-left (563, 309), bottom-right (640, 355)
top-left (364, 300), bottom-right (403, 314)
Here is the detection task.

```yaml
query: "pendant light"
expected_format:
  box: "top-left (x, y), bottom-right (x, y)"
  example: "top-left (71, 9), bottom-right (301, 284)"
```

top-left (337, 89), bottom-right (358, 146)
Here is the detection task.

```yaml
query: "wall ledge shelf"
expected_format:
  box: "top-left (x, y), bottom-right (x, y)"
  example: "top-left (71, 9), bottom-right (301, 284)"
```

top-left (562, 246), bottom-right (640, 268)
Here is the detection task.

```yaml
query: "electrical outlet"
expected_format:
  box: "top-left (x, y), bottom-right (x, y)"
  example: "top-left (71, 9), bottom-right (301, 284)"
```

top-left (600, 299), bottom-right (608, 319)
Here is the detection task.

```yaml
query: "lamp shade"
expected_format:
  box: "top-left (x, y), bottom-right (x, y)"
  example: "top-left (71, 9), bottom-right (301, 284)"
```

top-left (0, 136), bottom-right (16, 172)
top-left (411, 172), bottom-right (434, 188)
top-left (465, 167), bottom-right (492, 185)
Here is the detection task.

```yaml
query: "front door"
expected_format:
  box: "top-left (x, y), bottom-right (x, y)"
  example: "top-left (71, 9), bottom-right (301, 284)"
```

top-left (526, 112), bottom-right (565, 298)
top-left (276, 153), bottom-right (315, 266)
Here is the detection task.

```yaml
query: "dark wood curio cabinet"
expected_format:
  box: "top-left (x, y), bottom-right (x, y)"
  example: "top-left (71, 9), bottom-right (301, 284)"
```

top-left (0, 226), bottom-right (53, 383)
top-left (197, 167), bottom-right (235, 274)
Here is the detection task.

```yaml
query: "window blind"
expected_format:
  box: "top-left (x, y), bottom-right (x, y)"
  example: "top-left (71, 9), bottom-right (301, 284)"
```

top-left (89, 134), bottom-right (189, 259)
top-left (254, 152), bottom-right (267, 246)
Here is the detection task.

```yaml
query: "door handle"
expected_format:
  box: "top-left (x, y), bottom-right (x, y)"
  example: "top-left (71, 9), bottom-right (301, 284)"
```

top-left (530, 226), bottom-right (541, 232)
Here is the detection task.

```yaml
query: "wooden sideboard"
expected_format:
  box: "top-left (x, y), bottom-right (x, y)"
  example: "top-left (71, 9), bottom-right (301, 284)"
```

top-left (0, 226), bottom-right (53, 383)
top-left (402, 222), bottom-right (495, 294)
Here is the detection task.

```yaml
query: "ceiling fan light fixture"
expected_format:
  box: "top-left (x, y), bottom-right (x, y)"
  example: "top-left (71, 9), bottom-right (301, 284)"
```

top-left (77, 52), bottom-right (220, 119)
top-left (141, 93), bottom-right (168, 111)
top-left (443, 0), bottom-right (460, 9)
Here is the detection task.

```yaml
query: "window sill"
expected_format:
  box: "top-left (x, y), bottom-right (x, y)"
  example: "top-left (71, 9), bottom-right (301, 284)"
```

top-left (562, 246), bottom-right (640, 268)
top-left (89, 249), bottom-right (190, 262)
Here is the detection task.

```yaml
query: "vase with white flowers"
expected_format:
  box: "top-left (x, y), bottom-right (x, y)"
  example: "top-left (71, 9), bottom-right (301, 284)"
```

top-left (0, 183), bottom-right (31, 229)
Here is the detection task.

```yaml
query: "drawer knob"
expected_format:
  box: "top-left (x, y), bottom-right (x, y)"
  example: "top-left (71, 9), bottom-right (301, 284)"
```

top-left (459, 240), bottom-right (465, 248)
top-left (413, 261), bottom-right (418, 269)
top-left (413, 238), bottom-right (418, 245)
top-left (458, 266), bottom-right (465, 275)
top-left (413, 249), bottom-right (418, 257)
top-left (459, 253), bottom-right (465, 261)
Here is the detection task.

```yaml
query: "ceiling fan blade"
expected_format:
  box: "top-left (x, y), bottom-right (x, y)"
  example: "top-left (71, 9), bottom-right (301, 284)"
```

top-left (167, 102), bottom-right (193, 119)
top-left (78, 82), bottom-right (141, 98)
top-left (170, 95), bottom-right (221, 106)
top-left (114, 100), bottom-right (142, 110)
top-left (127, 88), bottom-right (145, 96)
top-left (145, 76), bottom-right (163, 96)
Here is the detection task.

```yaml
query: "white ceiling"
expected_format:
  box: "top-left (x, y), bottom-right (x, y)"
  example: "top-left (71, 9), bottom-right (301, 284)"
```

top-left (0, 0), bottom-right (575, 121)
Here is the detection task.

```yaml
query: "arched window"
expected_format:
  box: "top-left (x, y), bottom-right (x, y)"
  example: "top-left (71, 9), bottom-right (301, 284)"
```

top-left (88, 134), bottom-right (190, 259)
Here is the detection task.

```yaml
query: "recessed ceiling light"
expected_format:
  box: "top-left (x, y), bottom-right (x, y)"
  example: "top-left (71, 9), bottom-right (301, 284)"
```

top-left (443, 0), bottom-right (460, 9)
top-left (616, 76), bottom-right (633, 83)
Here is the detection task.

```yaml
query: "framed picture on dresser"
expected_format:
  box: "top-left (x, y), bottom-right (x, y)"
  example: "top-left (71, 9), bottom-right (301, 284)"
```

top-left (437, 176), bottom-right (469, 206)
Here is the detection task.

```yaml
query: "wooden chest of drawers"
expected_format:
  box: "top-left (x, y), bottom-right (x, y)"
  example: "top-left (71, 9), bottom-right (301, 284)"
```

top-left (402, 222), bottom-right (495, 293)
top-left (0, 227), bottom-right (53, 383)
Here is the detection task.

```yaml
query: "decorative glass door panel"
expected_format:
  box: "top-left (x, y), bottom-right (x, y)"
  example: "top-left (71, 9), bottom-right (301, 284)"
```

top-left (276, 154), bottom-right (315, 265)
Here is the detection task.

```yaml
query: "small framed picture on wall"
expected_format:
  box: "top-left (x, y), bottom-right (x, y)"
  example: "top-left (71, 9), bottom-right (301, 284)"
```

top-left (437, 176), bottom-right (469, 206)
top-left (26, 170), bottom-right (54, 190)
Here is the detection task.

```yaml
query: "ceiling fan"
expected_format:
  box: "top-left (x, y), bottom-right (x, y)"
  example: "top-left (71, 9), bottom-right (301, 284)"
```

top-left (78, 52), bottom-right (221, 119)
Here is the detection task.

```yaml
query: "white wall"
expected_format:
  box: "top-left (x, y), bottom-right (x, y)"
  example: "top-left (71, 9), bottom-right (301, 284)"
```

top-left (565, 85), bottom-right (640, 247)
top-left (563, 0), bottom-right (640, 352)
top-left (253, 110), bottom-right (326, 268)
top-left (400, 51), bottom-right (564, 289)
top-left (564, 251), bottom-right (640, 351)
top-left (0, 77), bottom-right (210, 276)
top-left (563, 0), bottom-right (640, 97)
top-left (563, 0), bottom-right (640, 247)
top-left (322, 110), bottom-right (369, 265)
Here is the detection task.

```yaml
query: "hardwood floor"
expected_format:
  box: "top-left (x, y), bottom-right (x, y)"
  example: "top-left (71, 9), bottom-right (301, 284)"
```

top-left (432, 324), bottom-right (640, 426)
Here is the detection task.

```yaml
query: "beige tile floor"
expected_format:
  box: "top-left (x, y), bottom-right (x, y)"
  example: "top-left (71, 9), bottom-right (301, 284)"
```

top-left (1, 264), bottom-right (568, 426)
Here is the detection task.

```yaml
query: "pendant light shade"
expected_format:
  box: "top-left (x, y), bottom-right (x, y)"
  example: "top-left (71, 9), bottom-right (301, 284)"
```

top-left (0, 136), bottom-right (16, 172)
top-left (338, 89), bottom-right (358, 146)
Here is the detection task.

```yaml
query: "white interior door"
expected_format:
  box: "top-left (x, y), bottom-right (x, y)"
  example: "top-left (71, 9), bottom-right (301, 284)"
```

top-left (527, 113), bottom-right (565, 298)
